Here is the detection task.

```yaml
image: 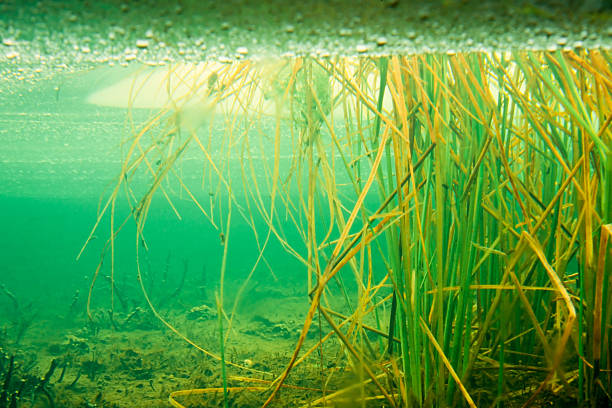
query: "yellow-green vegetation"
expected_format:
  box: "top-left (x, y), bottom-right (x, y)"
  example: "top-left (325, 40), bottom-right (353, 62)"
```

top-left (82, 50), bottom-right (611, 407)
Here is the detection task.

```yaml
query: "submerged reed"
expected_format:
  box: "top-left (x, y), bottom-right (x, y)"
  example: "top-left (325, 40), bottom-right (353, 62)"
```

top-left (82, 49), bottom-right (611, 407)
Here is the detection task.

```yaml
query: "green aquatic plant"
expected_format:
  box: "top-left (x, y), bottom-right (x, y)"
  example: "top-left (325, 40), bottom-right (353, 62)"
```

top-left (82, 50), bottom-right (611, 407)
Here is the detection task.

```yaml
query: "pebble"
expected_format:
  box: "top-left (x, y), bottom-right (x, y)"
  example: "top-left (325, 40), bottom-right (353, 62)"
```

top-left (2, 38), bottom-right (16, 46)
top-left (125, 53), bottom-right (137, 61)
top-left (236, 46), bottom-right (248, 55)
top-left (356, 44), bottom-right (368, 53)
top-left (5, 51), bottom-right (18, 59)
top-left (136, 39), bottom-right (149, 48)
top-left (376, 36), bottom-right (388, 46)
top-left (285, 24), bottom-right (295, 33)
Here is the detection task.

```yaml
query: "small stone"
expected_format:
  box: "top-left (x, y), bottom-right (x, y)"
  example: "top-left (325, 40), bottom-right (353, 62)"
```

top-left (125, 53), bottom-right (137, 61)
top-left (540, 27), bottom-right (553, 36)
top-left (356, 44), bottom-right (368, 53)
top-left (145, 29), bottom-right (154, 38)
top-left (236, 46), bottom-right (248, 55)
top-left (187, 304), bottom-right (217, 320)
top-left (418, 9), bottom-right (430, 20)
top-left (376, 36), bottom-right (388, 46)
top-left (220, 22), bottom-right (230, 30)
top-left (81, 46), bottom-right (91, 53)
top-left (2, 38), bottom-right (16, 46)
top-left (136, 39), bottom-right (149, 48)
top-left (407, 30), bottom-right (417, 40)
top-left (556, 37), bottom-right (567, 46)
top-left (5, 51), bottom-right (18, 59)
top-left (285, 24), bottom-right (295, 33)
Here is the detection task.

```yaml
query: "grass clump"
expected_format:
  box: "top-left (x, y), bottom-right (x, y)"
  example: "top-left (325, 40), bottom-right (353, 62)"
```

top-left (83, 49), bottom-right (611, 407)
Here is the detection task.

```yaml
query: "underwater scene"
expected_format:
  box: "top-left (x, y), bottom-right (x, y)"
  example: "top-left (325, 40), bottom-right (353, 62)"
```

top-left (1, 38), bottom-right (612, 408)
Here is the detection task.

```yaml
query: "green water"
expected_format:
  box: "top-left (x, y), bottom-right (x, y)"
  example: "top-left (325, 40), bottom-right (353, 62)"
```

top-left (2, 46), bottom-right (610, 406)
top-left (0, 67), bottom-right (336, 408)
top-left (0, 59), bottom-right (398, 407)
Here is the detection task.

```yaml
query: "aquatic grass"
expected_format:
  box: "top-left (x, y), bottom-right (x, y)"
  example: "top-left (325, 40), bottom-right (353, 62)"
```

top-left (82, 50), bottom-right (611, 407)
